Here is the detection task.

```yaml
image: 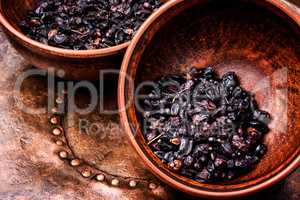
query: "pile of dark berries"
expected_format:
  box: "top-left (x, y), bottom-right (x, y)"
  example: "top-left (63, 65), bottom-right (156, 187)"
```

top-left (140, 67), bottom-right (271, 182)
top-left (19, 0), bottom-right (162, 50)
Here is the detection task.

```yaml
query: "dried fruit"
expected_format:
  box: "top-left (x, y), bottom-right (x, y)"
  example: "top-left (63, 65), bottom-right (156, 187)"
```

top-left (170, 138), bottom-right (181, 145)
top-left (140, 67), bottom-right (271, 182)
top-left (19, 0), bottom-right (162, 50)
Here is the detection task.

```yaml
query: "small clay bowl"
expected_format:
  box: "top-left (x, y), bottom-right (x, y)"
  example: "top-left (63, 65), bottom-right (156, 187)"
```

top-left (119, 0), bottom-right (300, 198)
top-left (0, 0), bottom-right (126, 80)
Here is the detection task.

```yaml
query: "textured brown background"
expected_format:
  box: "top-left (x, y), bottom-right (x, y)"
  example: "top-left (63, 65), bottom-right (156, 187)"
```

top-left (0, 0), bottom-right (299, 199)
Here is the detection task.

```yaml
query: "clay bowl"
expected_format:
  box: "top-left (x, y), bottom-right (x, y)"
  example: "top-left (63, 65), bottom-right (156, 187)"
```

top-left (0, 0), bottom-right (125, 80)
top-left (119, 0), bottom-right (300, 198)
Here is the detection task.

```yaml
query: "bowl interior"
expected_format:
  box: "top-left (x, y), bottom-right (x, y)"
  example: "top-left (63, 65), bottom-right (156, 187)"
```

top-left (123, 0), bottom-right (300, 195)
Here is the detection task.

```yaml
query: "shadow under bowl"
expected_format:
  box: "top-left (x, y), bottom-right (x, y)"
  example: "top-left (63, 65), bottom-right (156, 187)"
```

top-left (0, 0), bottom-right (129, 80)
top-left (119, 0), bottom-right (300, 198)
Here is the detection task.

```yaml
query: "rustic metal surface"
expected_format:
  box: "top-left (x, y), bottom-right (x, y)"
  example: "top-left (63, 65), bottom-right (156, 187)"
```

top-left (0, 1), bottom-right (299, 200)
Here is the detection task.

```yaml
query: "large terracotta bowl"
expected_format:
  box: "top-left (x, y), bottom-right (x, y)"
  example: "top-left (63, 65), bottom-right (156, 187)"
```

top-left (0, 0), bottom-right (126, 80)
top-left (118, 0), bottom-right (300, 198)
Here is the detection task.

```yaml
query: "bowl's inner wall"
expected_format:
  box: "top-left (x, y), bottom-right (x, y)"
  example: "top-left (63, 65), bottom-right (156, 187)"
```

top-left (1, 0), bottom-right (39, 30)
top-left (128, 0), bottom-right (300, 190)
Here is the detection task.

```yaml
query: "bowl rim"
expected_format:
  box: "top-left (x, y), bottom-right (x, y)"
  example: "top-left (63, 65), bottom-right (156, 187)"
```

top-left (118, 0), bottom-right (300, 198)
top-left (0, 3), bottom-right (130, 58)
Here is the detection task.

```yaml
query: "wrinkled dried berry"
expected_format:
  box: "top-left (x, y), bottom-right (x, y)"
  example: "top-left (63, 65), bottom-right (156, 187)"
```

top-left (214, 157), bottom-right (227, 169)
top-left (196, 168), bottom-right (210, 181)
top-left (140, 67), bottom-right (271, 182)
top-left (170, 138), bottom-right (181, 146)
top-left (19, 0), bottom-right (162, 49)
top-left (183, 155), bottom-right (194, 167)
